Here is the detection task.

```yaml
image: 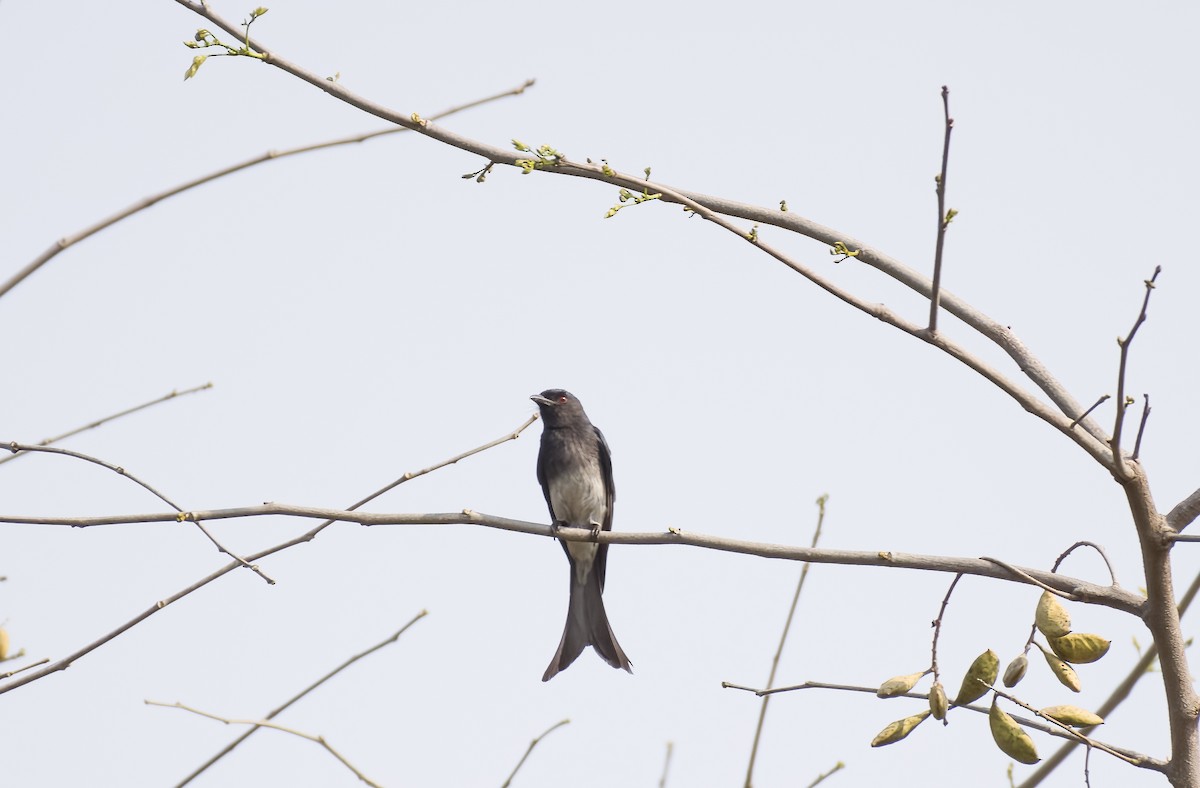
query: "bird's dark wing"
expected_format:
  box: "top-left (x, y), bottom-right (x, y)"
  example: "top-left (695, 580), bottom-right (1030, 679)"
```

top-left (593, 424), bottom-right (615, 590)
top-left (535, 433), bottom-right (555, 523)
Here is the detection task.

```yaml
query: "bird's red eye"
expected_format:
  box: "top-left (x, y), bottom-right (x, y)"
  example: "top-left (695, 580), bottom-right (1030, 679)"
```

top-left (557, 395), bottom-right (568, 403)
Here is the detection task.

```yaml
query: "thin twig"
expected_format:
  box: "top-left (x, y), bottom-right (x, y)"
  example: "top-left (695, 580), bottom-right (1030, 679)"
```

top-left (0, 383), bottom-right (213, 466)
top-left (1111, 266), bottom-right (1162, 475)
top-left (1132, 394), bottom-right (1151, 461)
top-left (658, 741), bottom-right (674, 788)
top-left (177, 611), bottom-right (428, 786)
top-left (979, 557), bottom-right (1081, 600)
top-left (719, 681), bottom-right (1164, 772)
top-left (928, 85), bottom-right (954, 333)
top-left (0, 80), bottom-right (533, 299)
top-left (0, 657), bottom-right (49, 679)
top-left (0, 416), bottom-right (535, 697)
top-left (1069, 395), bottom-right (1110, 431)
top-left (1050, 541), bottom-right (1118, 587)
top-left (805, 761), bottom-right (845, 788)
top-left (148, 700), bottom-right (382, 788)
top-left (499, 719), bottom-right (569, 788)
top-left (1017, 566), bottom-right (1200, 787)
top-left (930, 573), bottom-right (964, 682)
top-left (744, 495), bottom-right (830, 788)
top-left (4, 442), bottom-right (273, 584)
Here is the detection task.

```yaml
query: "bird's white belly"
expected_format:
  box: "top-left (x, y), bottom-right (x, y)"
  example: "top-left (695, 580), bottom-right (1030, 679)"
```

top-left (550, 468), bottom-right (606, 583)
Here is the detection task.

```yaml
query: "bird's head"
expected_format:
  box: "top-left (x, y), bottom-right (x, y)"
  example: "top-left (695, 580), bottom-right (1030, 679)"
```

top-left (530, 389), bottom-right (586, 426)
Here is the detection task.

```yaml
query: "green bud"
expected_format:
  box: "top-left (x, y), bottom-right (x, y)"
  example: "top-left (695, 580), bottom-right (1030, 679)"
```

top-left (1035, 591), bottom-right (1072, 638)
top-left (870, 711), bottom-right (930, 747)
top-left (1003, 654), bottom-right (1028, 688)
top-left (1041, 705), bottom-right (1104, 728)
top-left (184, 55), bottom-right (207, 81)
top-left (876, 671), bottom-right (925, 698)
top-left (952, 649), bottom-right (999, 705)
top-left (929, 681), bottom-right (948, 720)
top-left (1048, 633), bottom-right (1111, 664)
top-left (989, 698), bottom-right (1040, 764)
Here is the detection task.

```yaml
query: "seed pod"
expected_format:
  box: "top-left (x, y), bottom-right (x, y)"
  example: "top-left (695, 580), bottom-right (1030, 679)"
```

top-left (953, 649), bottom-right (1000, 705)
top-left (1003, 654), bottom-right (1029, 688)
top-left (1035, 591), bottom-right (1072, 638)
top-left (0, 627), bottom-right (8, 661)
top-left (989, 698), bottom-right (1040, 764)
top-left (870, 710), bottom-right (930, 747)
top-left (1038, 644), bottom-right (1082, 692)
top-left (929, 681), bottom-right (948, 720)
top-left (1048, 633), bottom-right (1111, 664)
top-left (1040, 705), bottom-right (1104, 727)
top-left (877, 671), bottom-right (926, 698)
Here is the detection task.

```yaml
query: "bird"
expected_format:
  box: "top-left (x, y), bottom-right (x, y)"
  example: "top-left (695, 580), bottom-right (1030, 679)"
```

top-left (530, 388), bottom-right (633, 681)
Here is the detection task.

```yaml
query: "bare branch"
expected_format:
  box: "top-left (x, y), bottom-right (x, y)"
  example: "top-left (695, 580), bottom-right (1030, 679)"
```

top-left (0, 383), bottom-right (213, 466)
top-left (745, 495), bottom-right (830, 787)
top-left (1111, 266), bottom-right (1162, 475)
top-left (805, 761), bottom-right (846, 788)
top-left (1132, 394), bottom-right (1151, 461)
top-left (0, 657), bottom-right (49, 680)
top-left (148, 700), bottom-right (382, 788)
top-left (1050, 541), bottom-right (1119, 587)
top-left (1069, 395), bottom-right (1110, 431)
top-left (177, 611), bottom-right (428, 786)
top-left (499, 719), bottom-right (570, 788)
top-left (0, 81), bottom-right (533, 300)
top-left (928, 85), bottom-right (954, 333)
top-left (658, 741), bottom-right (674, 788)
top-left (1168, 488), bottom-right (1200, 534)
top-left (0, 417), bottom-right (535, 697)
top-left (0, 504), bottom-right (1148, 616)
top-left (930, 573), bottom-right (965, 682)
top-left (4, 441), bottom-right (273, 584)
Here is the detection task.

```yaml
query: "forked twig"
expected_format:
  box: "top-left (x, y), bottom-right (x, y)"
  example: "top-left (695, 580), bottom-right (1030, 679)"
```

top-left (499, 719), bottom-right (570, 788)
top-left (744, 495), bottom-right (830, 787)
top-left (177, 611), bottom-right (428, 786)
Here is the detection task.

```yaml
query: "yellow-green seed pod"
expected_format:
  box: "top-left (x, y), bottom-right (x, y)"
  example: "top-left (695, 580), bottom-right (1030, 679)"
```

top-left (1048, 633), bottom-right (1111, 664)
top-left (877, 671), bottom-right (926, 698)
top-left (1035, 591), bottom-right (1072, 638)
top-left (989, 698), bottom-right (1040, 764)
top-left (870, 710), bottom-right (931, 747)
top-left (0, 627), bottom-right (8, 661)
top-left (1040, 705), bottom-right (1104, 727)
top-left (929, 681), bottom-right (948, 720)
top-left (1003, 654), bottom-right (1029, 688)
top-left (1038, 645), bottom-right (1082, 692)
top-left (953, 649), bottom-right (1000, 705)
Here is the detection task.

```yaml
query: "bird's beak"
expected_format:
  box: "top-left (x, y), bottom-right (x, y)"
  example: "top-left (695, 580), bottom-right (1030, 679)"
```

top-left (530, 394), bottom-right (554, 406)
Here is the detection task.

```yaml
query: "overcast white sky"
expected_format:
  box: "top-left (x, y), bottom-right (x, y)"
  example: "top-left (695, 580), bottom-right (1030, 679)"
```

top-left (2, 1), bottom-right (1198, 786)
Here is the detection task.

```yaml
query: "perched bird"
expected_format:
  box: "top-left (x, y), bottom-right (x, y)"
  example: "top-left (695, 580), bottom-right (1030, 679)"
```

top-left (531, 388), bottom-right (633, 681)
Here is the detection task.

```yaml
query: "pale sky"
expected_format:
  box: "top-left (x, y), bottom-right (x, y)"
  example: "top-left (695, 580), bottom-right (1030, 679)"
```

top-left (2, 1), bottom-right (1198, 786)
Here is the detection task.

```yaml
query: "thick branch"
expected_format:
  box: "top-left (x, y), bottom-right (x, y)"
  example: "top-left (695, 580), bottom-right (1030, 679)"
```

top-left (1167, 488), bottom-right (1200, 533)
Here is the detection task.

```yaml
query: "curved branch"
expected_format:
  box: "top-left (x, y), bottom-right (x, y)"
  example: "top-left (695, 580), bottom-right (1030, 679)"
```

top-left (171, 0), bottom-right (1110, 453)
